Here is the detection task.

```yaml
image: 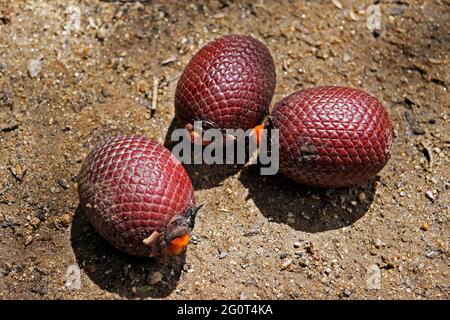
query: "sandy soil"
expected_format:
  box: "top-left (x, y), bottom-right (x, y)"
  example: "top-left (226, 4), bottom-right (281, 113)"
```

top-left (0, 0), bottom-right (449, 300)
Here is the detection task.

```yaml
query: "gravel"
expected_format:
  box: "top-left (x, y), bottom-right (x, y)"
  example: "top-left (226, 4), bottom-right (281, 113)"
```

top-left (27, 59), bottom-right (42, 78)
top-left (0, 0), bottom-right (448, 300)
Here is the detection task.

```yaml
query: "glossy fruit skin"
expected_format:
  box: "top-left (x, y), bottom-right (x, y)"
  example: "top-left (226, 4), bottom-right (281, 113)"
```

top-left (269, 86), bottom-right (394, 188)
top-left (175, 34), bottom-right (276, 130)
top-left (77, 136), bottom-right (196, 257)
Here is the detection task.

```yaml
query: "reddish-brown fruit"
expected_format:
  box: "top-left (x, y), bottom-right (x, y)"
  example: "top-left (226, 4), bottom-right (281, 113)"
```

top-left (77, 136), bottom-right (201, 257)
top-left (175, 34), bottom-right (276, 131)
top-left (269, 86), bottom-right (394, 188)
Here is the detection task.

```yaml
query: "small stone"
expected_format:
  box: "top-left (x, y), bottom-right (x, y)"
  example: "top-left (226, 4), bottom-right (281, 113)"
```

top-left (190, 234), bottom-right (201, 244)
top-left (341, 289), bottom-right (351, 297)
top-left (25, 235), bottom-right (33, 246)
top-left (374, 239), bottom-right (383, 248)
top-left (280, 259), bottom-right (292, 270)
top-left (331, 0), bottom-right (343, 10)
top-left (293, 242), bottom-right (301, 249)
top-left (30, 217), bottom-right (40, 228)
top-left (138, 80), bottom-right (150, 94)
top-left (279, 253), bottom-right (289, 259)
top-left (425, 190), bottom-right (435, 201)
top-left (37, 210), bottom-right (46, 222)
top-left (60, 214), bottom-right (71, 227)
top-left (10, 164), bottom-right (26, 181)
top-left (1, 217), bottom-right (12, 228)
top-left (358, 192), bottom-right (366, 202)
top-left (366, 264), bottom-right (381, 290)
top-left (287, 217), bottom-right (296, 224)
top-left (305, 242), bottom-right (314, 255)
top-left (148, 271), bottom-right (163, 284)
top-left (218, 252), bottom-right (228, 259)
top-left (161, 55), bottom-right (177, 66)
top-left (349, 10), bottom-right (358, 21)
top-left (244, 228), bottom-right (260, 237)
top-left (412, 127), bottom-right (425, 135)
top-left (420, 222), bottom-right (429, 232)
top-left (27, 59), bottom-right (42, 78)
top-left (58, 179), bottom-right (69, 190)
top-left (320, 276), bottom-right (329, 284)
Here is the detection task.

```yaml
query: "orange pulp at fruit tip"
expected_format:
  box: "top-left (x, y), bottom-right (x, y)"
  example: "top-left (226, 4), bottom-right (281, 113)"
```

top-left (166, 233), bottom-right (190, 255)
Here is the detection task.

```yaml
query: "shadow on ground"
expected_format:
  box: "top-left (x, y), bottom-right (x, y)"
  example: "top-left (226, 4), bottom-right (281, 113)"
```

top-left (70, 206), bottom-right (185, 298)
top-left (239, 166), bottom-right (377, 233)
top-left (163, 118), bottom-right (242, 190)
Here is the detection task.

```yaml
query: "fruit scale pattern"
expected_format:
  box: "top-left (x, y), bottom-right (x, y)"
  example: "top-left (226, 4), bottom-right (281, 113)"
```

top-left (78, 136), bottom-right (196, 257)
top-left (270, 86), bottom-right (394, 188)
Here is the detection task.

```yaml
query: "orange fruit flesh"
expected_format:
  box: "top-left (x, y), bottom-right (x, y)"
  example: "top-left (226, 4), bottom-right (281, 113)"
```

top-left (252, 123), bottom-right (264, 146)
top-left (166, 233), bottom-right (190, 255)
top-left (190, 130), bottom-right (211, 145)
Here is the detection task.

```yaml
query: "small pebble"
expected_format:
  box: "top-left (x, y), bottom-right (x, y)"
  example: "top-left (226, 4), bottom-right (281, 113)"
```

top-left (280, 259), bottom-right (292, 270)
top-left (279, 253), bottom-right (289, 259)
top-left (374, 239), bottom-right (383, 248)
top-left (358, 192), bottom-right (366, 202)
top-left (413, 127), bottom-right (425, 135)
top-left (293, 242), bottom-right (301, 249)
top-left (218, 252), bottom-right (228, 259)
top-left (341, 289), bottom-right (351, 297)
top-left (25, 235), bottom-right (33, 246)
top-left (30, 217), bottom-right (40, 228)
top-left (148, 271), bottom-right (163, 284)
top-left (58, 179), bottom-right (69, 190)
top-left (331, 0), bottom-right (343, 9)
top-left (420, 222), bottom-right (429, 232)
top-left (27, 59), bottom-right (42, 78)
top-left (343, 54), bottom-right (351, 63)
top-left (425, 190), bottom-right (435, 201)
top-left (60, 214), bottom-right (71, 227)
top-left (37, 210), bottom-right (46, 222)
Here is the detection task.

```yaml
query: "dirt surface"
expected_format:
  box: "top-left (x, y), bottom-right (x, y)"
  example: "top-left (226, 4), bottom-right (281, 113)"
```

top-left (0, 0), bottom-right (449, 300)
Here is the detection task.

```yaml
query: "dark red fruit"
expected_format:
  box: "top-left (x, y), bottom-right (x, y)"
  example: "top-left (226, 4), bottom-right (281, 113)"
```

top-left (269, 86), bottom-right (394, 188)
top-left (175, 34), bottom-right (276, 131)
top-left (77, 136), bottom-right (201, 257)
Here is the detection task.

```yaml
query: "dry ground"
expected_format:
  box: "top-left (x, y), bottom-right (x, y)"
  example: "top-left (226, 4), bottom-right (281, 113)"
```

top-left (0, 0), bottom-right (449, 299)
